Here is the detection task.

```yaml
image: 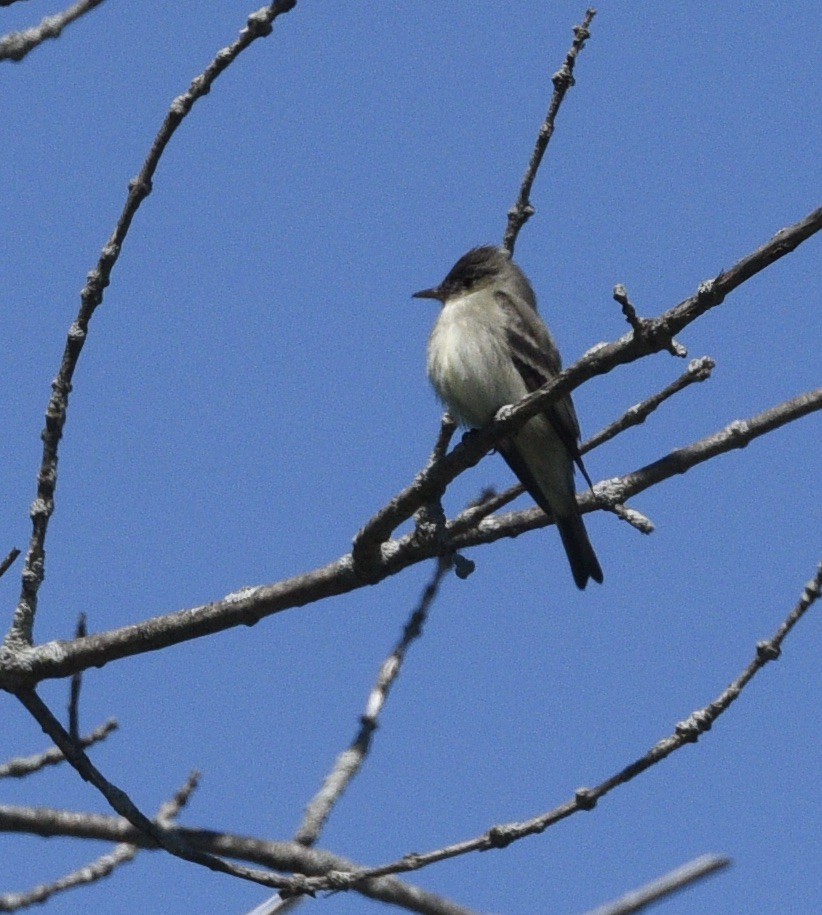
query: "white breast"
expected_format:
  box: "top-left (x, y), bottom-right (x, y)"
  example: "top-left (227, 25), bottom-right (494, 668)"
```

top-left (427, 290), bottom-right (527, 428)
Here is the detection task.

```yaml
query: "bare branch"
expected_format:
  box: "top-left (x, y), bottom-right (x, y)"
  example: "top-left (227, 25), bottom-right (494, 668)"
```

top-left (447, 484), bottom-right (656, 539)
top-left (356, 418), bottom-right (456, 581)
top-left (0, 719), bottom-right (117, 779)
top-left (0, 0), bottom-right (105, 63)
top-left (0, 805), bottom-right (477, 915)
top-left (428, 414), bottom-right (458, 467)
top-left (582, 854), bottom-right (731, 915)
top-left (503, 8), bottom-right (597, 254)
top-left (612, 283), bottom-right (645, 336)
top-left (603, 502), bottom-right (654, 534)
top-left (5, 0), bottom-right (298, 649)
top-left (445, 484), bottom-right (524, 536)
top-left (156, 771), bottom-right (201, 827)
top-left (283, 560), bottom-right (821, 895)
top-left (612, 284), bottom-right (686, 357)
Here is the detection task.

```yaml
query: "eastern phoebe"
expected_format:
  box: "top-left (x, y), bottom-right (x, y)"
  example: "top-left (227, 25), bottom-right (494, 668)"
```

top-left (415, 246), bottom-right (603, 589)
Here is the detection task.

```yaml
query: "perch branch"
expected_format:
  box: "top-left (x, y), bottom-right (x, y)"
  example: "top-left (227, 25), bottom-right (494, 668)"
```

top-left (0, 388), bottom-right (818, 687)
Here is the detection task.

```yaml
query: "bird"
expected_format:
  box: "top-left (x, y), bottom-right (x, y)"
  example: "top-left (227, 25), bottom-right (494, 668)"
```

top-left (414, 245), bottom-right (603, 589)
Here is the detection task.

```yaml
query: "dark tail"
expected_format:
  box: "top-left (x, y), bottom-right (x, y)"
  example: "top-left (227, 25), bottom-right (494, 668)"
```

top-left (556, 510), bottom-right (603, 590)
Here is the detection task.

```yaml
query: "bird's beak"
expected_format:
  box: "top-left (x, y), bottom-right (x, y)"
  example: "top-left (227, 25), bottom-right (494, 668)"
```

top-left (412, 286), bottom-right (443, 301)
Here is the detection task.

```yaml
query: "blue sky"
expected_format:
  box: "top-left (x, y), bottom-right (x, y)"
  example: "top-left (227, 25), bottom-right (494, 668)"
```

top-left (1, 3), bottom-right (819, 914)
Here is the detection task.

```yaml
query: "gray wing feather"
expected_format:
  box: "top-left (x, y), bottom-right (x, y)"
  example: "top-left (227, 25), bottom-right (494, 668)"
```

top-left (495, 290), bottom-right (593, 488)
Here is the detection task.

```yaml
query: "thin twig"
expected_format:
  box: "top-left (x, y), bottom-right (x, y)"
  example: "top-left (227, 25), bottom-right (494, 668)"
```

top-left (612, 284), bottom-right (644, 336)
top-left (581, 854), bottom-right (731, 915)
top-left (297, 557), bottom-right (450, 848)
top-left (282, 561), bottom-right (821, 896)
top-left (428, 414), bottom-right (458, 467)
top-left (356, 418), bottom-right (456, 581)
top-left (446, 388), bottom-right (820, 546)
top-left (583, 357), bottom-right (715, 454)
top-left (0, 0), bottom-right (105, 63)
top-left (156, 770), bottom-right (201, 826)
top-left (249, 557), bottom-right (454, 915)
top-left (5, 0), bottom-right (298, 649)
top-left (452, 486), bottom-right (654, 536)
top-left (503, 8), bottom-right (597, 253)
top-left (443, 483), bottom-right (524, 537)
top-left (612, 284), bottom-right (686, 357)
top-left (603, 503), bottom-right (654, 534)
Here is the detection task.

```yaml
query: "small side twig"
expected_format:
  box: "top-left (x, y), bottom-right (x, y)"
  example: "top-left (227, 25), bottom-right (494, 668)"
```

top-left (0, 0), bottom-right (105, 63)
top-left (0, 842), bottom-right (138, 912)
top-left (428, 413), bottom-right (458, 467)
top-left (582, 854), bottom-right (731, 915)
top-left (68, 612), bottom-right (87, 741)
top-left (446, 485), bottom-right (524, 540)
top-left (503, 8), bottom-right (597, 254)
top-left (583, 357), bottom-right (715, 454)
top-left (156, 770), bottom-right (201, 826)
top-left (0, 548), bottom-right (20, 581)
top-left (612, 284), bottom-right (644, 336)
top-left (0, 719), bottom-right (117, 779)
top-left (604, 503), bottom-right (654, 534)
top-left (613, 285), bottom-right (686, 357)
top-left (353, 416), bottom-right (456, 581)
